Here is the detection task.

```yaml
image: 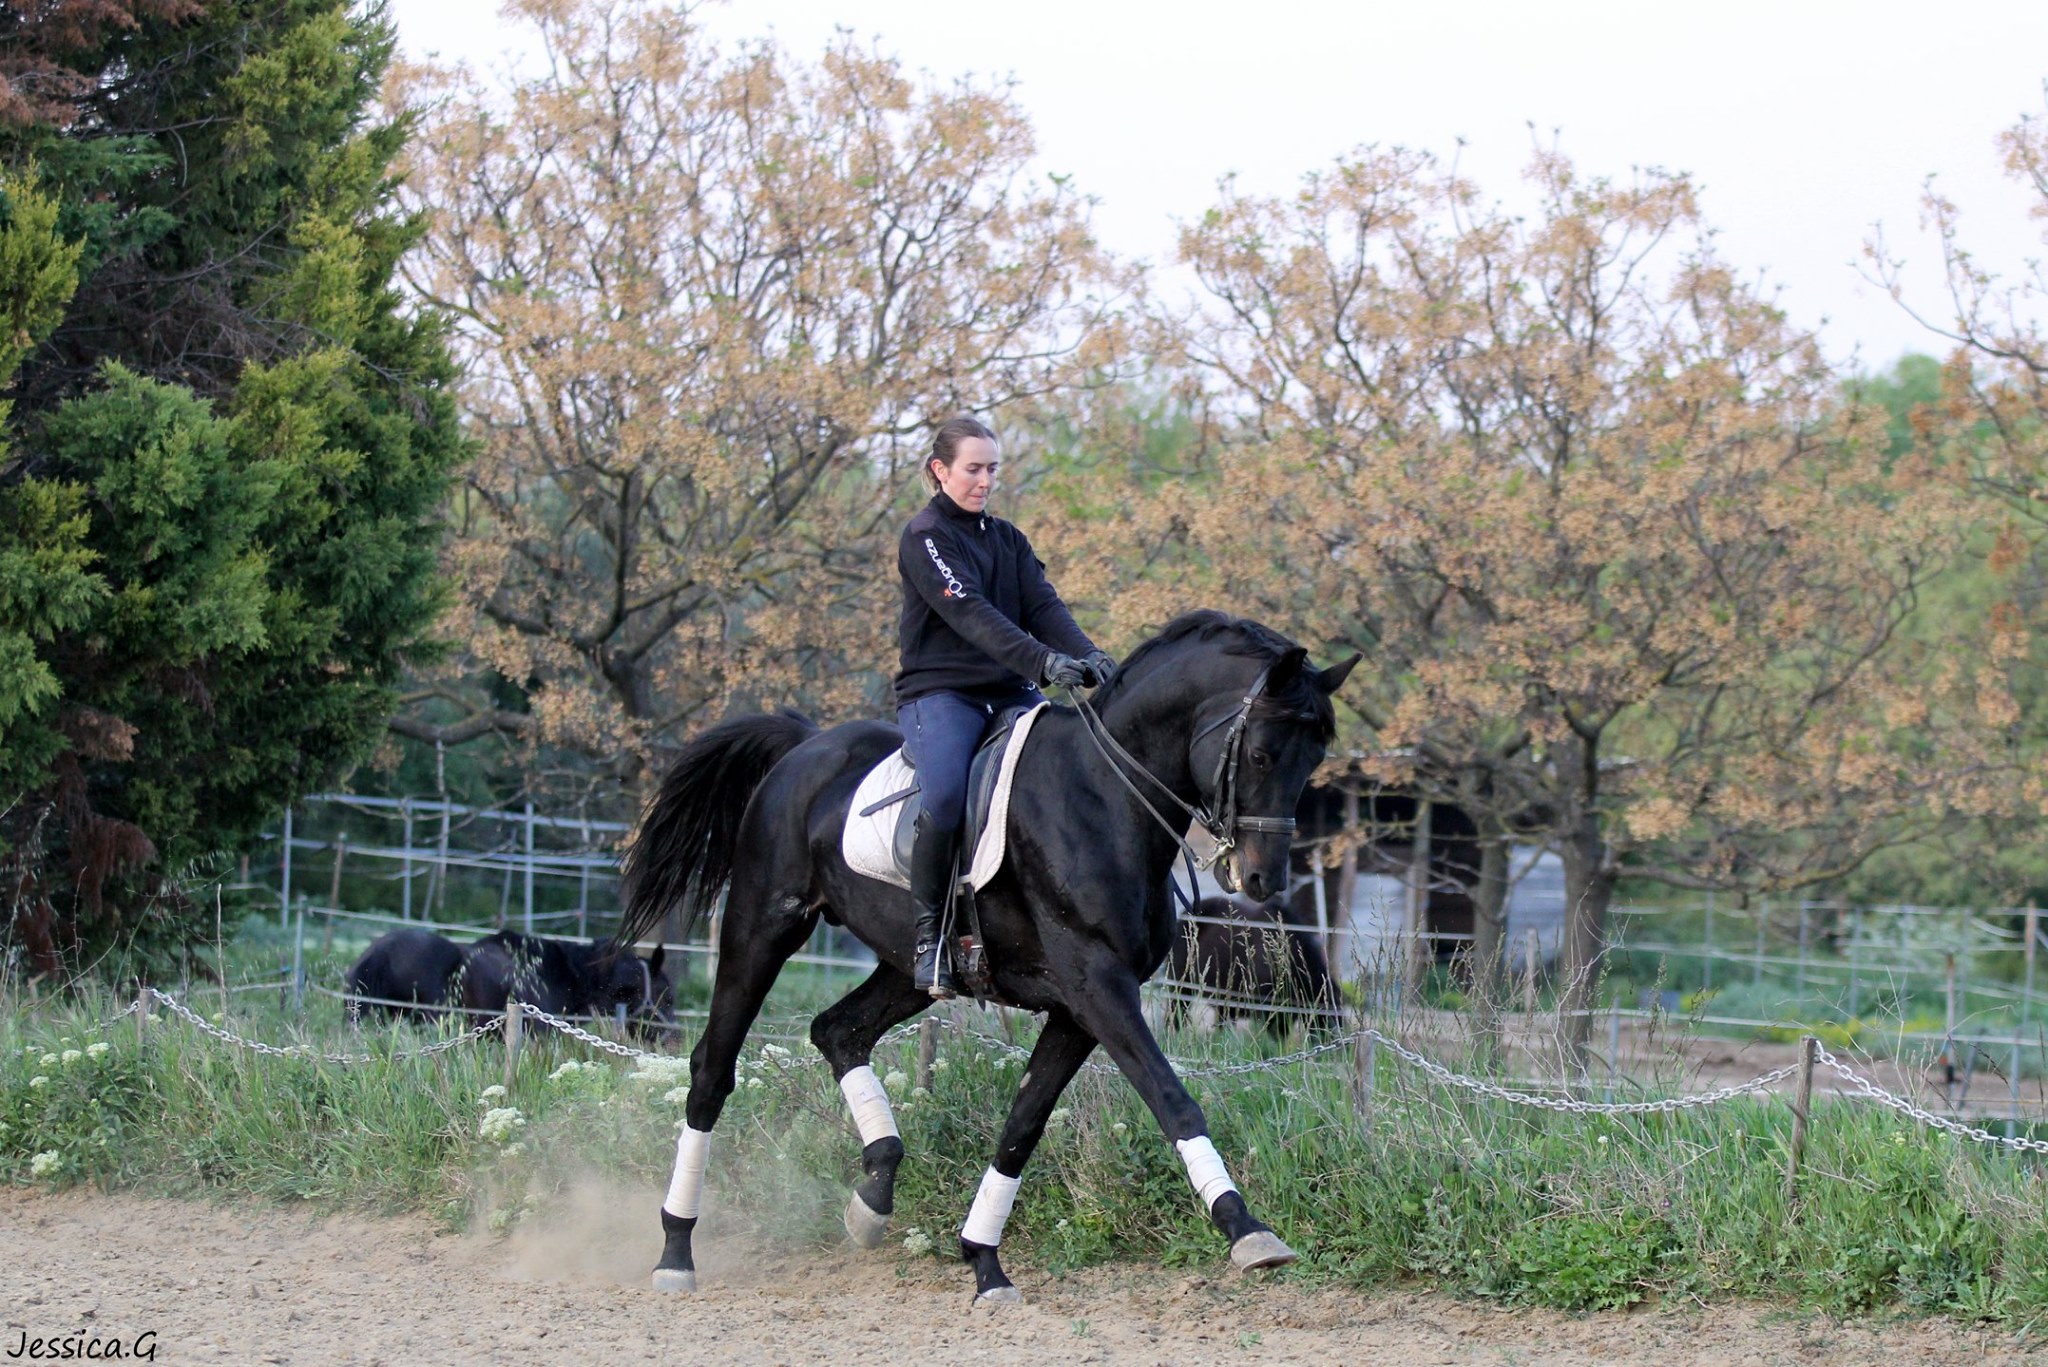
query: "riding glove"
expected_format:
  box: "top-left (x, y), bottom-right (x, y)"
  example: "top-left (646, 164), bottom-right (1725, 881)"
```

top-left (1042, 651), bottom-right (1089, 689)
top-left (1080, 649), bottom-right (1117, 687)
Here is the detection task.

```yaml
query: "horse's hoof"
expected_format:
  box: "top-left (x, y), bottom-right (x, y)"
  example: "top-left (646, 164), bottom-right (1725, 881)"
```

top-left (843, 1192), bottom-right (889, 1250)
top-left (651, 1267), bottom-right (697, 1293)
top-left (974, 1285), bottom-right (1024, 1306)
top-left (1229, 1231), bottom-right (1298, 1272)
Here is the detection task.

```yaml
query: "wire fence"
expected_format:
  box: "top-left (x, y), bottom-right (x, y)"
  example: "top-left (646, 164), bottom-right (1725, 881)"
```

top-left (108, 986), bottom-right (2048, 1185)
top-left (218, 791), bottom-right (2048, 1140)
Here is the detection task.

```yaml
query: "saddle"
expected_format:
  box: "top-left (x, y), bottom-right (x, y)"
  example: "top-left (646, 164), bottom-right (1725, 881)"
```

top-left (841, 702), bottom-right (1048, 894)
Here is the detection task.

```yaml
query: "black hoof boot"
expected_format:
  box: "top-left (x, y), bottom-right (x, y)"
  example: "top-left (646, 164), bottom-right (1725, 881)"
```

top-left (844, 1136), bottom-right (904, 1249)
top-left (961, 1238), bottom-right (1021, 1305)
top-left (652, 1210), bottom-right (697, 1292)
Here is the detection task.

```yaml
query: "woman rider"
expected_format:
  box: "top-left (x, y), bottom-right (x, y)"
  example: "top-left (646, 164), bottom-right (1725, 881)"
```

top-left (897, 416), bottom-right (1114, 999)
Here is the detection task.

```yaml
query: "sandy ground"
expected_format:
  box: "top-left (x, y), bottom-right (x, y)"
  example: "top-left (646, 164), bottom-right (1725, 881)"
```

top-left (0, 1188), bottom-right (2035, 1367)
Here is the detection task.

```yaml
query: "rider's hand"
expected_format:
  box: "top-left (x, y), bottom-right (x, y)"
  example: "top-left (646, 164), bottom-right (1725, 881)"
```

top-left (1079, 649), bottom-right (1116, 688)
top-left (1042, 651), bottom-right (1088, 689)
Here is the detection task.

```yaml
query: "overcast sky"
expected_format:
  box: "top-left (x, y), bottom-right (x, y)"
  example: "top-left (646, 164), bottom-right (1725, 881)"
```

top-left (388, 0), bottom-right (2048, 372)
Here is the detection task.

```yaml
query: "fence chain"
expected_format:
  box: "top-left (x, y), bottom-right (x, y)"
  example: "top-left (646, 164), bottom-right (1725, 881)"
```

top-left (1813, 1041), bottom-right (2048, 1155)
top-left (514, 1003), bottom-right (659, 1061)
top-left (151, 989), bottom-right (501, 1064)
top-left (115, 993), bottom-right (2048, 1152)
top-left (1359, 1028), bottom-right (1806, 1115)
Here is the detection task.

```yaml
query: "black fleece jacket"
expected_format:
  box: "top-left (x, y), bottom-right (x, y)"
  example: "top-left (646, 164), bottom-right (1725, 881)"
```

top-left (894, 491), bottom-right (1096, 705)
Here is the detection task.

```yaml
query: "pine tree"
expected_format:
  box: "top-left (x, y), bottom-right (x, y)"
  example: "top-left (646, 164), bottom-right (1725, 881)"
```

top-left (0, 0), bottom-right (467, 975)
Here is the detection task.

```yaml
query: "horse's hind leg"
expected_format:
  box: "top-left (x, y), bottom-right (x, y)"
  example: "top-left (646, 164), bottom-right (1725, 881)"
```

top-left (809, 966), bottom-right (933, 1249)
top-left (654, 887), bottom-right (816, 1293)
top-left (956, 1010), bottom-right (1098, 1304)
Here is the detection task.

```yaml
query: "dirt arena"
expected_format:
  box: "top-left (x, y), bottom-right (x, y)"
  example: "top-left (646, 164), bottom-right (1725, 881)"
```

top-left (0, 1187), bottom-right (2034, 1366)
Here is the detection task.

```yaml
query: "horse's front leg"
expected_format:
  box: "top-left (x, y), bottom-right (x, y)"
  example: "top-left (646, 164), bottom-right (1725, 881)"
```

top-left (959, 1010), bottom-right (1099, 1304)
top-left (1067, 965), bottom-right (1296, 1272)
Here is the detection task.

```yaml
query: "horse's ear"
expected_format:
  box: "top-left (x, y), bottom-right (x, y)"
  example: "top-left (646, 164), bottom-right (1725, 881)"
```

top-left (1317, 653), bottom-right (1362, 693)
top-left (647, 944), bottom-right (666, 975)
top-left (1269, 647), bottom-right (1310, 689)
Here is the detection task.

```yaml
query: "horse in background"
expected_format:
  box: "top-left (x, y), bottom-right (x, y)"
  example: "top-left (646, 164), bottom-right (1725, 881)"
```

top-left (1165, 894), bottom-right (1343, 1039)
top-left (345, 928), bottom-right (465, 1024)
top-left (458, 929), bottom-right (676, 1043)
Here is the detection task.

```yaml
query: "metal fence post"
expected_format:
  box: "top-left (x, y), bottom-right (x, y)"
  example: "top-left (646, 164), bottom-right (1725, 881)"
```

top-left (522, 801), bottom-right (536, 935)
top-left (279, 807), bottom-right (293, 928)
top-left (401, 799), bottom-right (414, 922)
top-left (291, 908), bottom-right (306, 1012)
top-left (134, 985), bottom-right (152, 1048)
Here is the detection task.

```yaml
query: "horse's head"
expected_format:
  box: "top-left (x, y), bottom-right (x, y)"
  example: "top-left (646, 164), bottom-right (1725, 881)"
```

top-left (592, 942), bottom-right (677, 1044)
top-left (1183, 634), bottom-right (1359, 904)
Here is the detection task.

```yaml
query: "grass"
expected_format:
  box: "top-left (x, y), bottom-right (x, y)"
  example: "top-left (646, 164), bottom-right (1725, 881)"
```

top-left (7, 930), bottom-right (2048, 1323)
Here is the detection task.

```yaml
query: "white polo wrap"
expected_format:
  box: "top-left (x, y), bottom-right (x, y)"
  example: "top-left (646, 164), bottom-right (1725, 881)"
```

top-left (960, 1167), bottom-right (1022, 1247)
top-left (663, 1125), bottom-right (713, 1219)
top-left (1176, 1135), bottom-right (1238, 1209)
top-left (838, 1066), bottom-right (900, 1147)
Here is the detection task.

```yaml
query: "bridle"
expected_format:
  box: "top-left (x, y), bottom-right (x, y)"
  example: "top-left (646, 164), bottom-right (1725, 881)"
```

top-left (1067, 662), bottom-right (1297, 905)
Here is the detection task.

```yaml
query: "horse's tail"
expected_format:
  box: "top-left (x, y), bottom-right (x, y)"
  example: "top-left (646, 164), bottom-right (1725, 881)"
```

top-left (617, 710), bottom-right (818, 949)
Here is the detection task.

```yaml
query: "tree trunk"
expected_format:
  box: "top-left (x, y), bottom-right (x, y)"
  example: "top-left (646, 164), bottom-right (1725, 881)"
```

top-left (1404, 800), bottom-right (1433, 1002)
top-left (1469, 830), bottom-right (1510, 1063)
top-left (1556, 818), bottom-right (1617, 1079)
top-left (1335, 788), bottom-right (1360, 986)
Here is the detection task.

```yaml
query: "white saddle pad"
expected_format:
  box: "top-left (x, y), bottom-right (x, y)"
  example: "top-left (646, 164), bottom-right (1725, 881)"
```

top-left (841, 703), bottom-right (1049, 891)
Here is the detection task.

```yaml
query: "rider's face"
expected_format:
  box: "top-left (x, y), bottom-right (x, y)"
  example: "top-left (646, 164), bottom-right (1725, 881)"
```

top-left (933, 437), bottom-right (999, 513)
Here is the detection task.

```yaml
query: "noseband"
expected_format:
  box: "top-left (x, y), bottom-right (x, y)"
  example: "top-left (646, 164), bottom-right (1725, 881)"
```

top-left (1069, 662), bottom-right (1296, 902)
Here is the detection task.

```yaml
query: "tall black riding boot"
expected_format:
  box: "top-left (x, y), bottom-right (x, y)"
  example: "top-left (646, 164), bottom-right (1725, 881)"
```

top-left (909, 810), bottom-right (960, 1000)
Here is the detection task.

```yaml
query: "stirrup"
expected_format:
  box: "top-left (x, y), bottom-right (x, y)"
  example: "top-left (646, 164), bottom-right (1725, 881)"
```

top-left (914, 938), bottom-right (957, 1000)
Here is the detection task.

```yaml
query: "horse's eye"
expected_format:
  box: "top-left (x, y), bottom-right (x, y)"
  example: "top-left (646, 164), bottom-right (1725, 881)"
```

top-left (1249, 749), bottom-right (1272, 772)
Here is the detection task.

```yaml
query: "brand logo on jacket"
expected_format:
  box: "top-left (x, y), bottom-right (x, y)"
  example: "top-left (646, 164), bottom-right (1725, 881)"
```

top-left (924, 538), bottom-right (967, 599)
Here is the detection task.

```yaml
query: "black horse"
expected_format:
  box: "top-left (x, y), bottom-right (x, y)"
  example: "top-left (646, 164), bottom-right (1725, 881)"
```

top-left (1166, 895), bottom-right (1343, 1039)
top-left (346, 927), bottom-right (466, 1024)
top-left (620, 611), bottom-right (1357, 1302)
top-left (459, 929), bottom-right (676, 1043)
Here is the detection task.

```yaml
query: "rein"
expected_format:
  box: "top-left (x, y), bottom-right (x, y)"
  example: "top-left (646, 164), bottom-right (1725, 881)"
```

top-left (1064, 662), bottom-right (1296, 909)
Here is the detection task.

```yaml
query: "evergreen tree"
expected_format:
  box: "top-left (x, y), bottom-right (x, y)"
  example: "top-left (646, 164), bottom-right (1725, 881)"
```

top-left (0, 0), bottom-right (466, 976)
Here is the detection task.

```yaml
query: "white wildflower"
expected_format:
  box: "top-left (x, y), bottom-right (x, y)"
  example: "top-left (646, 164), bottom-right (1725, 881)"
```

top-left (502, 1143), bottom-right (525, 1158)
top-left (547, 1061), bottom-right (585, 1082)
top-left (663, 1086), bottom-right (691, 1106)
top-left (745, 1076), bottom-right (763, 1091)
top-left (1049, 1108), bottom-right (1071, 1127)
top-left (631, 1056), bottom-right (690, 1086)
top-left (30, 1151), bottom-right (60, 1178)
top-left (29, 1075), bottom-right (48, 1089)
top-left (931, 1058), bottom-right (950, 1074)
top-left (478, 1085), bottom-right (507, 1105)
top-left (60, 1050), bottom-right (81, 1065)
top-left (902, 1228), bottom-right (934, 1257)
top-left (39, 1053), bottom-right (57, 1068)
top-left (883, 1069), bottom-right (908, 1093)
top-left (86, 1042), bottom-right (110, 1060)
top-left (760, 1043), bottom-right (791, 1062)
top-left (1111, 1122), bottom-right (1128, 1137)
top-left (910, 1086), bottom-right (930, 1100)
top-left (479, 1107), bottom-right (527, 1144)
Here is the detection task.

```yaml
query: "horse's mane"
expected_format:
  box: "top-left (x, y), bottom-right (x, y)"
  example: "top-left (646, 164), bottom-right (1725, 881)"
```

top-left (1094, 610), bottom-right (1338, 742)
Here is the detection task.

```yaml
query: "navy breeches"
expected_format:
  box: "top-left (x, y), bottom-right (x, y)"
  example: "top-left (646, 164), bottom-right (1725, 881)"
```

top-left (897, 688), bottom-right (1042, 835)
